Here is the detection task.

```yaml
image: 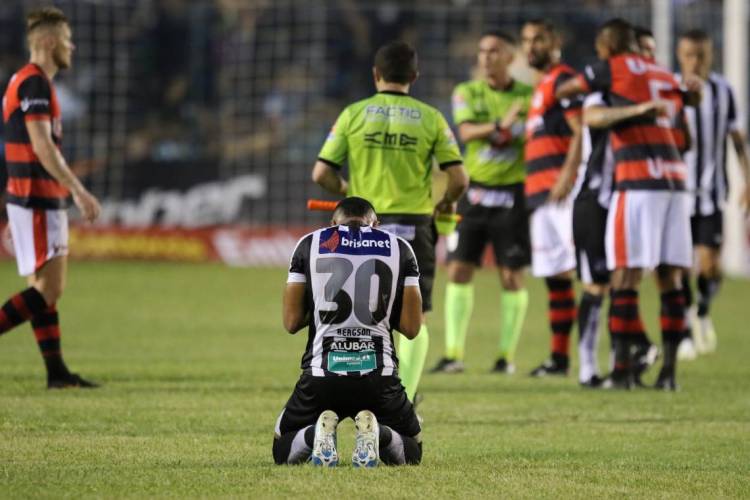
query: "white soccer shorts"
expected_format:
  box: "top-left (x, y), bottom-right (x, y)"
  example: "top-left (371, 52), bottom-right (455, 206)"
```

top-left (530, 199), bottom-right (576, 277)
top-left (6, 204), bottom-right (69, 276)
top-left (605, 190), bottom-right (692, 270)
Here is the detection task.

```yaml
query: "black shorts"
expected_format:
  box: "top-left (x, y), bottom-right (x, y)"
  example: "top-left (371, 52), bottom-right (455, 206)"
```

top-left (691, 212), bottom-right (723, 249)
top-left (447, 183), bottom-right (530, 269)
top-left (573, 191), bottom-right (610, 285)
top-left (379, 214), bottom-right (436, 312)
top-left (276, 373), bottom-right (421, 439)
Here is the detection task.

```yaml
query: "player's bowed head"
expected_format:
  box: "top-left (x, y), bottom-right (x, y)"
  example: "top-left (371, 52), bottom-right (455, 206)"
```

top-left (330, 197), bottom-right (379, 228)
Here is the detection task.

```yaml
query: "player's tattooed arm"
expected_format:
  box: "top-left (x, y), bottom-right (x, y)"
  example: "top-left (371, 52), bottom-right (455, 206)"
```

top-left (311, 160), bottom-right (348, 195)
top-left (282, 283), bottom-right (309, 334)
top-left (26, 119), bottom-right (101, 222)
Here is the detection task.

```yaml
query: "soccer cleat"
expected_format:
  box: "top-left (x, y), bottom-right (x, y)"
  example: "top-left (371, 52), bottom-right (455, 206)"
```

top-left (601, 373), bottom-right (632, 390)
top-left (579, 374), bottom-right (604, 388)
top-left (529, 356), bottom-right (568, 377)
top-left (654, 368), bottom-right (679, 392)
top-left (429, 357), bottom-right (464, 374)
top-left (491, 358), bottom-right (516, 374)
top-left (677, 337), bottom-right (698, 361)
top-left (47, 373), bottom-right (99, 389)
top-left (697, 316), bottom-right (717, 353)
top-left (352, 410), bottom-right (379, 468)
top-left (310, 410), bottom-right (339, 467)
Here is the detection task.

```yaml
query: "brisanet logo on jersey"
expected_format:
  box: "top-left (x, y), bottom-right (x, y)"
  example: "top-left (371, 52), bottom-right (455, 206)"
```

top-left (319, 228), bottom-right (391, 256)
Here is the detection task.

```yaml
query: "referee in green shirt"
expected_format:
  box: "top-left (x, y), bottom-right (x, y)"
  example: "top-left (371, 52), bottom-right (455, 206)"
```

top-left (431, 30), bottom-right (533, 375)
top-left (312, 41), bottom-right (469, 403)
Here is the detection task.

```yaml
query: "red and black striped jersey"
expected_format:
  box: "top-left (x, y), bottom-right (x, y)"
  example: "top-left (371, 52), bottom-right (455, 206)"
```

top-left (524, 63), bottom-right (583, 209)
top-left (579, 54), bottom-right (687, 192)
top-left (2, 63), bottom-right (69, 209)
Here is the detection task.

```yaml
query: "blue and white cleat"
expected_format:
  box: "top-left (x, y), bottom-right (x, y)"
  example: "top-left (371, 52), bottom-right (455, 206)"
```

top-left (352, 410), bottom-right (379, 468)
top-left (310, 410), bottom-right (339, 467)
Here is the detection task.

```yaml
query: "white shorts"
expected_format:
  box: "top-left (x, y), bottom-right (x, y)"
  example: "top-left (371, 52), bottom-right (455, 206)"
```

top-left (6, 204), bottom-right (69, 276)
top-left (530, 200), bottom-right (576, 277)
top-left (605, 191), bottom-right (692, 270)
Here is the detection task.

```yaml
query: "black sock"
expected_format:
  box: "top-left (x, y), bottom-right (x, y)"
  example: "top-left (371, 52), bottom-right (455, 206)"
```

top-left (379, 425), bottom-right (422, 465)
top-left (697, 274), bottom-right (721, 317)
top-left (545, 278), bottom-right (576, 361)
top-left (609, 289), bottom-right (645, 377)
top-left (0, 287), bottom-right (47, 335)
top-left (31, 306), bottom-right (69, 379)
top-left (660, 340), bottom-right (679, 378)
top-left (682, 274), bottom-right (694, 340)
top-left (272, 425), bottom-right (315, 465)
top-left (660, 290), bottom-right (686, 378)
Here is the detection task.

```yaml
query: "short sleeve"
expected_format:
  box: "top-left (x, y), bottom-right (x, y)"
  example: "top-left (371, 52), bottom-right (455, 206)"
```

top-left (18, 75), bottom-right (51, 121)
top-left (452, 85), bottom-right (476, 125)
top-left (398, 238), bottom-right (420, 287)
top-left (583, 92), bottom-right (606, 109)
top-left (555, 71), bottom-right (584, 120)
top-left (318, 108), bottom-right (350, 169)
top-left (582, 60), bottom-right (612, 93)
top-left (287, 234), bottom-right (312, 283)
top-left (433, 111), bottom-right (463, 170)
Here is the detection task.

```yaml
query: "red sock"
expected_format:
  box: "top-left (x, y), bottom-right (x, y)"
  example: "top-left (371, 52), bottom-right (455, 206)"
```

top-left (660, 290), bottom-right (686, 345)
top-left (0, 287), bottom-right (47, 334)
top-left (609, 289), bottom-right (646, 371)
top-left (546, 278), bottom-right (576, 357)
top-left (31, 305), bottom-right (68, 378)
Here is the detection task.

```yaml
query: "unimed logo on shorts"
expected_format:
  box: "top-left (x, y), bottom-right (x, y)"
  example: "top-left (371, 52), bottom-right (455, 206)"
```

top-left (318, 227), bottom-right (391, 256)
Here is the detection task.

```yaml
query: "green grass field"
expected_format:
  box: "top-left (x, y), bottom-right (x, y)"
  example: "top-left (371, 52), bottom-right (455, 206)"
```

top-left (1, 260), bottom-right (749, 498)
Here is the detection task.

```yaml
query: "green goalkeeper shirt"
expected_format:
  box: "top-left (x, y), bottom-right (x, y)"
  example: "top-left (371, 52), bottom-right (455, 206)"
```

top-left (318, 91), bottom-right (463, 215)
top-left (452, 79), bottom-right (532, 187)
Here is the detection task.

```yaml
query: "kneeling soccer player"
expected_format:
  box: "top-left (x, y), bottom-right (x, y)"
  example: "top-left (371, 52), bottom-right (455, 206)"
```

top-left (273, 197), bottom-right (423, 467)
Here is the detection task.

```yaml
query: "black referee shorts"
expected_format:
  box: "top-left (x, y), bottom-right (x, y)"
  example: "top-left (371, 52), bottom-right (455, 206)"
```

top-left (446, 183), bottom-right (530, 270)
top-left (378, 214), bottom-right (436, 312)
top-left (572, 191), bottom-right (610, 285)
top-left (691, 211), bottom-right (723, 249)
top-left (275, 372), bottom-right (422, 439)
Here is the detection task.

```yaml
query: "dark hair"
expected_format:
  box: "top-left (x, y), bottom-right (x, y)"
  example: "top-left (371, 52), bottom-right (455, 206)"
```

top-left (523, 18), bottom-right (557, 37)
top-left (27, 6), bottom-right (68, 34)
top-left (374, 41), bottom-right (418, 84)
top-left (333, 197), bottom-right (376, 222)
top-left (680, 29), bottom-right (710, 43)
top-left (634, 26), bottom-right (653, 39)
top-left (480, 29), bottom-right (516, 46)
top-left (598, 18), bottom-right (637, 55)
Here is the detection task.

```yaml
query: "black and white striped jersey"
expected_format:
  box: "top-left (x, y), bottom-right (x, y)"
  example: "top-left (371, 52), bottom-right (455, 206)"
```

top-left (574, 92), bottom-right (615, 208)
top-left (678, 72), bottom-right (741, 216)
top-left (287, 224), bottom-right (420, 377)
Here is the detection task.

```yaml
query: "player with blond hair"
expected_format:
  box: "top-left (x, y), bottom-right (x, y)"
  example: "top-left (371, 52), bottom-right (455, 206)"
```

top-left (0, 7), bottom-right (101, 388)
